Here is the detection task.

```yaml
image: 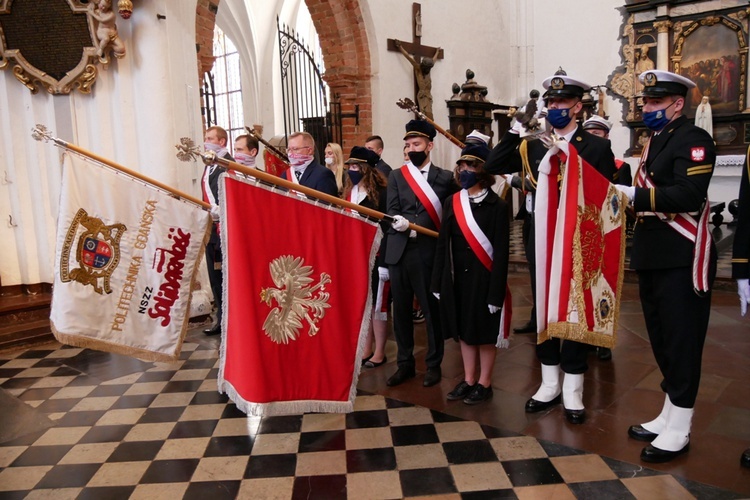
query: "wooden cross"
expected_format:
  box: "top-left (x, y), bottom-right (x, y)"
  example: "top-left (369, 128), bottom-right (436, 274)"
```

top-left (387, 2), bottom-right (444, 119)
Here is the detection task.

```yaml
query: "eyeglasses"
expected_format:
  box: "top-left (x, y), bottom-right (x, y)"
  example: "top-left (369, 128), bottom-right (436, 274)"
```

top-left (287, 146), bottom-right (312, 153)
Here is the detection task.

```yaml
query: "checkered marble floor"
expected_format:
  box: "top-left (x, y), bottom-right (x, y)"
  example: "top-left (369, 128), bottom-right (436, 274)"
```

top-left (0, 339), bottom-right (742, 499)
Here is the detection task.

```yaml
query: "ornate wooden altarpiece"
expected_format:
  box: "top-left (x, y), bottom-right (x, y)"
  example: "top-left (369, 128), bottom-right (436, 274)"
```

top-left (609, 0), bottom-right (750, 156)
top-left (0, 0), bottom-right (131, 95)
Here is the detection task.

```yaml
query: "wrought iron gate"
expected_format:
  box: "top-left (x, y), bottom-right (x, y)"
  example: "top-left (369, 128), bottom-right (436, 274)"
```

top-left (277, 17), bottom-right (341, 159)
top-left (201, 72), bottom-right (216, 128)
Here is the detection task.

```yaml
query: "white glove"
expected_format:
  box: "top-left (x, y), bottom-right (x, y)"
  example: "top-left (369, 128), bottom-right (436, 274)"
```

top-left (433, 292), bottom-right (440, 300)
top-left (510, 119), bottom-right (524, 135)
top-left (378, 267), bottom-right (390, 282)
top-left (738, 279), bottom-right (750, 316)
top-left (614, 185), bottom-right (636, 202)
top-left (488, 304), bottom-right (500, 314)
top-left (209, 204), bottom-right (220, 222)
top-left (391, 215), bottom-right (409, 232)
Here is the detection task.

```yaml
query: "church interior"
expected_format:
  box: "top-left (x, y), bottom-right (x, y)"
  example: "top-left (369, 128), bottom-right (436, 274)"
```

top-left (1, 0), bottom-right (750, 497)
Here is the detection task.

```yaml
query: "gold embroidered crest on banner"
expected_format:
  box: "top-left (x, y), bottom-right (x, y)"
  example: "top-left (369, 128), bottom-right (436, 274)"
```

top-left (260, 255), bottom-right (331, 344)
top-left (60, 208), bottom-right (126, 294)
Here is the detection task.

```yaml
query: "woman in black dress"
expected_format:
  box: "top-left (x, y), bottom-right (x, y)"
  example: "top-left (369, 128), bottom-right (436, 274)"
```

top-left (343, 146), bottom-right (390, 368)
top-left (432, 143), bottom-right (510, 404)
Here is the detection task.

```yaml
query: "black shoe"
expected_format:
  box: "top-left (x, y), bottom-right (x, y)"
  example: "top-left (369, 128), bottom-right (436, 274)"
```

top-left (361, 353), bottom-right (374, 366)
top-left (525, 394), bottom-right (561, 413)
top-left (628, 424), bottom-right (658, 442)
top-left (363, 356), bottom-right (387, 368)
top-left (565, 408), bottom-right (586, 424)
top-left (203, 324), bottom-right (221, 336)
top-left (741, 449), bottom-right (750, 468)
top-left (597, 347), bottom-right (612, 361)
top-left (386, 367), bottom-right (416, 387)
top-left (423, 367), bottom-right (442, 387)
top-left (464, 384), bottom-right (493, 405)
top-left (513, 321), bottom-right (537, 334)
top-left (447, 381), bottom-right (475, 401)
top-left (641, 442), bottom-right (690, 463)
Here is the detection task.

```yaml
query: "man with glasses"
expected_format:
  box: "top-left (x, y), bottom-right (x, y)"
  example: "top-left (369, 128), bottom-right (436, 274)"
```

top-left (281, 131), bottom-right (338, 197)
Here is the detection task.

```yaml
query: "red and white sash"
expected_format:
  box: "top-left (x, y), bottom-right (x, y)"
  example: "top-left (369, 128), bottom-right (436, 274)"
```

top-left (402, 164), bottom-right (442, 229)
top-left (286, 167), bottom-right (301, 185)
top-left (635, 136), bottom-right (712, 293)
top-left (453, 190), bottom-right (513, 347)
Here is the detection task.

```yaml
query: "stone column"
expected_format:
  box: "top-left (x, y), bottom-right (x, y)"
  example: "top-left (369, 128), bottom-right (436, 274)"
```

top-left (654, 20), bottom-right (672, 70)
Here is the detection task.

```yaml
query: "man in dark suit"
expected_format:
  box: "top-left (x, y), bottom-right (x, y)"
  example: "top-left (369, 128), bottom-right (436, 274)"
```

top-left (385, 120), bottom-right (458, 387)
top-left (365, 135), bottom-right (393, 178)
top-left (616, 70), bottom-right (716, 463)
top-left (280, 131), bottom-right (338, 197)
top-left (202, 126), bottom-right (234, 336)
top-left (733, 147), bottom-right (750, 468)
top-left (522, 73), bottom-right (616, 425)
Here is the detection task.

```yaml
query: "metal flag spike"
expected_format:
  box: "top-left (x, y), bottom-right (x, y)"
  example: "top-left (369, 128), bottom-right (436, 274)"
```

top-left (31, 124), bottom-right (70, 148)
top-left (175, 137), bottom-right (214, 165)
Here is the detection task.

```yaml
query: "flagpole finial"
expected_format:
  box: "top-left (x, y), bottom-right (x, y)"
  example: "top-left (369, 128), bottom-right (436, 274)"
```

top-left (175, 137), bottom-right (213, 164)
top-left (31, 124), bottom-right (53, 142)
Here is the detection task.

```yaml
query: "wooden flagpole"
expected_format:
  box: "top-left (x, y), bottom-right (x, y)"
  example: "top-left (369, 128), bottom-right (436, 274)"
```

top-left (174, 138), bottom-right (439, 239)
top-left (396, 97), bottom-right (465, 149)
top-left (31, 125), bottom-right (210, 209)
top-left (245, 127), bottom-right (290, 163)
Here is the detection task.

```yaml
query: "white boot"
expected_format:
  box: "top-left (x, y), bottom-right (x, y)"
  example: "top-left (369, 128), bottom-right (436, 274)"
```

top-left (531, 364), bottom-right (561, 403)
top-left (651, 405), bottom-right (693, 452)
top-left (562, 373), bottom-right (584, 411)
top-left (641, 394), bottom-right (672, 434)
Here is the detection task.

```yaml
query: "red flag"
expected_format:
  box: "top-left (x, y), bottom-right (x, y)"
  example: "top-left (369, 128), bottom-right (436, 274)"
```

top-left (263, 149), bottom-right (289, 177)
top-left (535, 142), bottom-right (627, 348)
top-left (218, 176), bottom-right (380, 415)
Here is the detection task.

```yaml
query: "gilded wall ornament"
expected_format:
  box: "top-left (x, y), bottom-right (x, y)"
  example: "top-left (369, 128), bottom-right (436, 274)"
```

top-left (0, 0), bottom-right (129, 95)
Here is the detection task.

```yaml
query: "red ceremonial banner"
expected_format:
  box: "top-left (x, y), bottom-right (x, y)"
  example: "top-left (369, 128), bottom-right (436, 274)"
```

top-left (264, 150), bottom-right (289, 177)
top-left (536, 143), bottom-right (627, 348)
top-left (218, 176), bottom-right (381, 415)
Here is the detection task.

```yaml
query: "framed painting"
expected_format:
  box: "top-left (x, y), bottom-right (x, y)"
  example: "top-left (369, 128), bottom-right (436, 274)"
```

top-left (673, 15), bottom-right (747, 115)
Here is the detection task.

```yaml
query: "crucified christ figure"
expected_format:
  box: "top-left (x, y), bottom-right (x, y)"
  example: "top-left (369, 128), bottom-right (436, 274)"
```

top-left (394, 40), bottom-right (441, 120)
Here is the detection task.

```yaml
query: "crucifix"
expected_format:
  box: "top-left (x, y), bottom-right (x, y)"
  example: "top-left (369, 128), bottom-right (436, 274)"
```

top-left (387, 2), bottom-right (444, 120)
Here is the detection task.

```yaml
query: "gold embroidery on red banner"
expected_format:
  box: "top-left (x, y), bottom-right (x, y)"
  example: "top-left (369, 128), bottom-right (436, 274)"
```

top-left (260, 255), bottom-right (331, 344)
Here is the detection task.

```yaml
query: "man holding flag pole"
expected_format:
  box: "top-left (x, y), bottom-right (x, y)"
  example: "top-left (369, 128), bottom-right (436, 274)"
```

top-left (385, 119), bottom-right (459, 388)
top-left (201, 126), bottom-right (234, 337)
top-left (524, 71), bottom-right (618, 425)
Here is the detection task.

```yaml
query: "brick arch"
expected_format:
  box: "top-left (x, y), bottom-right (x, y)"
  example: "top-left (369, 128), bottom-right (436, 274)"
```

top-left (195, 0), bottom-right (372, 149)
top-left (306, 0), bottom-right (372, 150)
top-left (196, 1), bottom-right (219, 88)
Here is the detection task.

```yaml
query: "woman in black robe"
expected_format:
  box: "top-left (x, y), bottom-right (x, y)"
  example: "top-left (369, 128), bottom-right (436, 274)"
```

top-left (431, 143), bottom-right (510, 404)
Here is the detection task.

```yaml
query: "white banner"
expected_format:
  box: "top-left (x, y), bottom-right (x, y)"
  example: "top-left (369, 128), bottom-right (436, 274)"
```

top-left (50, 152), bottom-right (211, 361)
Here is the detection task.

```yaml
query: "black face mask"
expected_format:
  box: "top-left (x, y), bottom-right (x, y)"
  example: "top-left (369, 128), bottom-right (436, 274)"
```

top-left (408, 150), bottom-right (428, 167)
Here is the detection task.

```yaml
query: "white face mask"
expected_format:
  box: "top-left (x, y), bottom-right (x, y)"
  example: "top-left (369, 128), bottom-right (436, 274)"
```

top-left (324, 157), bottom-right (334, 165)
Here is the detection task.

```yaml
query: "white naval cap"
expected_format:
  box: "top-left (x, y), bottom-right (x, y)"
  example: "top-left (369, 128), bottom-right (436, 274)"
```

top-left (638, 70), bottom-right (696, 97)
top-left (465, 129), bottom-right (491, 146)
top-left (582, 115), bottom-right (612, 132)
top-left (541, 74), bottom-right (592, 98)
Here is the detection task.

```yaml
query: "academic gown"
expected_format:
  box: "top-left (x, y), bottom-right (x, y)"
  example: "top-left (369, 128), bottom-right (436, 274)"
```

top-left (431, 189), bottom-right (509, 345)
